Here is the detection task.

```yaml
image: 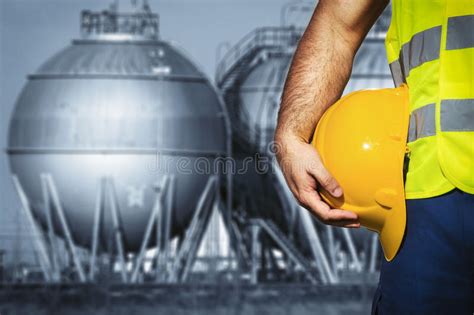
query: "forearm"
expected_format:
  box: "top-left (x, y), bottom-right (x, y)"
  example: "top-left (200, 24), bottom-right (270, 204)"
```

top-left (275, 0), bottom-right (387, 143)
top-left (276, 23), bottom-right (354, 142)
top-left (274, 0), bottom-right (388, 225)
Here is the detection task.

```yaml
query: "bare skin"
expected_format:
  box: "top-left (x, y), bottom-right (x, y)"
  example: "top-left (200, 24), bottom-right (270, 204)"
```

top-left (275, 0), bottom-right (389, 228)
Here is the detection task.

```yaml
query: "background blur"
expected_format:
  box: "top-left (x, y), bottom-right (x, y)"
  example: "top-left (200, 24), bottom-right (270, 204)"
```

top-left (0, 0), bottom-right (393, 314)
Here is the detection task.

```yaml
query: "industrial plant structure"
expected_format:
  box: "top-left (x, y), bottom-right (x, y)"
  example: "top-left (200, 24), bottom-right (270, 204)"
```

top-left (2, 0), bottom-right (393, 290)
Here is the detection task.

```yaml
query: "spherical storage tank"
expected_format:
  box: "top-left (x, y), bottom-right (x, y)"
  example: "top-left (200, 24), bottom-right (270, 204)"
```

top-left (7, 6), bottom-right (229, 252)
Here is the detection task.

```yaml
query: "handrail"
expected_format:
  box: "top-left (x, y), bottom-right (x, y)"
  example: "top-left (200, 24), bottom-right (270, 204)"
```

top-left (81, 6), bottom-right (159, 40)
top-left (216, 26), bottom-right (304, 86)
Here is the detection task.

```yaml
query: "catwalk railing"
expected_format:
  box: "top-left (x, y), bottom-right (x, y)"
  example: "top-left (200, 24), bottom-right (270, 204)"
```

top-left (215, 26), bottom-right (304, 87)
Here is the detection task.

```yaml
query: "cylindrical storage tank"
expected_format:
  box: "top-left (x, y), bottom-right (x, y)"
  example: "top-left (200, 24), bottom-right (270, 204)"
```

top-left (7, 8), bottom-right (229, 252)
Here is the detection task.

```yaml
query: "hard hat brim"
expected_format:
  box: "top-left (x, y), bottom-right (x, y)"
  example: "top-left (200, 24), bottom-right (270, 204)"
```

top-left (379, 195), bottom-right (407, 261)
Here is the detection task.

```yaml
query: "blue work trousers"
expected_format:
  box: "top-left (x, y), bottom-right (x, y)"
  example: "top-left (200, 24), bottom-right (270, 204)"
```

top-left (372, 189), bottom-right (474, 314)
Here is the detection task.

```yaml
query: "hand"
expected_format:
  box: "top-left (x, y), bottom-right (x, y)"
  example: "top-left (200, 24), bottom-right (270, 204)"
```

top-left (275, 135), bottom-right (360, 228)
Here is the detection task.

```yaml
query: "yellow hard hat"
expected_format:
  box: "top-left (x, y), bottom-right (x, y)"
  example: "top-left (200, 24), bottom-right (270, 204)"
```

top-left (312, 85), bottom-right (409, 261)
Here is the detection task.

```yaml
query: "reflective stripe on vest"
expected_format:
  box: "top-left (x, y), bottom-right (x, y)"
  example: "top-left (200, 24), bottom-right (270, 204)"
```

top-left (441, 100), bottom-right (474, 132)
top-left (389, 15), bottom-right (474, 85)
top-left (408, 104), bottom-right (436, 142)
top-left (446, 15), bottom-right (474, 50)
top-left (408, 99), bottom-right (474, 142)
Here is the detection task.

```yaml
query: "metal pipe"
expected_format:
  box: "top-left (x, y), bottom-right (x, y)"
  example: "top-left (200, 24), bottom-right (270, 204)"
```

top-left (341, 228), bottom-right (362, 272)
top-left (45, 174), bottom-right (87, 283)
top-left (89, 178), bottom-right (104, 281)
top-left (11, 175), bottom-right (52, 282)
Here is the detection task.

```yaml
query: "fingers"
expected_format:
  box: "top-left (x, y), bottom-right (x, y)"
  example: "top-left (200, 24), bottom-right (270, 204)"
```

top-left (322, 208), bottom-right (358, 221)
top-left (275, 137), bottom-right (357, 228)
top-left (325, 216), bottom-right (360, 229)
top-left (305, 150), bottom-right (343, 198)
top-left (282, 159), bottom-right (359, 227)
top-left (288, 142), bottom-right (342, 197)
top-left (327, 219), bottom-right (361, 228)
top-left (297, 189), bottom-right (359, 227)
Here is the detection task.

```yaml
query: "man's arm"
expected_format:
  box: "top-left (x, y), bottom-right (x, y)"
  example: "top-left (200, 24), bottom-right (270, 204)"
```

top-left (275, 0), bottom-right (388, 227)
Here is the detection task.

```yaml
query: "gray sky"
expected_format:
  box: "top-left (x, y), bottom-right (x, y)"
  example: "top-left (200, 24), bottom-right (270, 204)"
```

top-left (0, 0), bottom-right (313, 257)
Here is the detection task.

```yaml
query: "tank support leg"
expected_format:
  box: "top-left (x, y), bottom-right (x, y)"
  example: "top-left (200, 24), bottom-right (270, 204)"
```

top-left (40, 174), bottom-right (61, 282)
top-left (129, 176), bottom-right (169, 283)
top-left (180, 179), bottom-right (217, 282)
top-left (369, 233), bottom-right (379, 273)
top-left (105, 177), bottom-right (128, 283)
top-left (222, 106), bottom-right (237, 277)
top-left (156, 175), bottom-right (174, 282)
top-left (155, 188), bottom-right (163, 281)
top-left (298, 207), bottom-right (338, 284)
top-left (341, 228), bottom-right (362, 272)
top-left (89, 178), bottom-right (105, 281)
top-left (250, 223), bottom-right (261, 285)
top-left (44, 174), bottom-right (87, 283)
top-left (226, 217), bottom-right (250, 269)
top-left (11, 175), bottom-right (53, 282)
top-left (326, 225), bottom-right (337, 276)
top-left (168, 176), bottom-right (217, 283)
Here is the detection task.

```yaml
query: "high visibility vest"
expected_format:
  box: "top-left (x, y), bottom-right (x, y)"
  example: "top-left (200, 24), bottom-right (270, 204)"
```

top-left (385, 0), bottom-right (474, 199)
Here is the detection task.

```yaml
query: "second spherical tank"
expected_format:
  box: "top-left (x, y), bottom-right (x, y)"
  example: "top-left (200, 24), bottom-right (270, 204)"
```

top-left (233, 38), bottom-right (393, 154)
top-left (7, 10), bottom-right (229, 252)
